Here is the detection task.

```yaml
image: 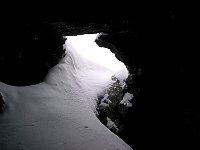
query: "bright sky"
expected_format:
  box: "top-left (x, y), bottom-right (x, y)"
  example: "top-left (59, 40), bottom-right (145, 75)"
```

top-left (65, 33), bottom-right (126, 73)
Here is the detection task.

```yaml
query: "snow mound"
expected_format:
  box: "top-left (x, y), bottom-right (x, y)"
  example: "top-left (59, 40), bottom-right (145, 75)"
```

top-left (0, 40), bottom-right (133, 150)
top-left (113, 67), bottom-right (129, 81)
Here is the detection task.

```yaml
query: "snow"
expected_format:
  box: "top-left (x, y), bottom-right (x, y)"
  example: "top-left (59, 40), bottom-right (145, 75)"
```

top-left (0, 38), bottom-right (133, 149)
top-left (113, 67), bottom-right (129, 82)
top-left (99, 93), bottom-right (112, 109)
top-left (106, 117), bottom-right (119, 132)
top-left (120, 92), bottom-right (134, 107)
top-left (65, 33), bottom-right (127, 73)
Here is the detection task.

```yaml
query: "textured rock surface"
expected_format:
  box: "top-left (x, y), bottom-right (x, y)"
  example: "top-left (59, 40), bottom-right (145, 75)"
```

top-left (97, 76), bottom-right (134, 135)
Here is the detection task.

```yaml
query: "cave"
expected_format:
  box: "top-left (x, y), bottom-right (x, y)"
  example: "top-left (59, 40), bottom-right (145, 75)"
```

top-left (0, 3), bottom-right (199, 150)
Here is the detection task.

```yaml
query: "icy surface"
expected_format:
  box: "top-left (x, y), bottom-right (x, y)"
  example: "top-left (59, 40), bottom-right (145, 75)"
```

top-left (0, 39), bottom-right (132, 149)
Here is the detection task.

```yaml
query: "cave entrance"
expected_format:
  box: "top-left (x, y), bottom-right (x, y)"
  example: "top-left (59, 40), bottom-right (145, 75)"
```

top-left (65, 33), bottom-right (127, 74)
top-left (65, 33), bottom-right (133, 135)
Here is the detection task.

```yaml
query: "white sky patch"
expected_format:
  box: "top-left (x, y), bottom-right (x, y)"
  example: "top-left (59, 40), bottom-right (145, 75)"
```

top-left (65, 33), bottom-right (126, 73)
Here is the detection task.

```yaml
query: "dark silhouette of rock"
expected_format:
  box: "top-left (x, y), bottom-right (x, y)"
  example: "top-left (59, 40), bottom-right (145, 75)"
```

top-left (0, 22), bottom-right (66, 86)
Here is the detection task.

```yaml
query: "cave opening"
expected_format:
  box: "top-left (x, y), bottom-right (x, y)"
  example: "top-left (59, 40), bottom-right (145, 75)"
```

top-left (64, 33), bottom-right (135, 145)
top-left (1, 4), bottom-right (196, 150)
top-left (65, 33), bottom-right (127, 73)
top-left (0, 22), bottom-right (136, 150)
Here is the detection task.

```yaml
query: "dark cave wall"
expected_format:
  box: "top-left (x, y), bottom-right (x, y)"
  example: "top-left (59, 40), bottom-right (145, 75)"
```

top-left (0, 22), bottom-right (66, 85)
top-left (0, 4), bottom-right (199, 150)
top-left (95, 6), bottom-right (198, 150)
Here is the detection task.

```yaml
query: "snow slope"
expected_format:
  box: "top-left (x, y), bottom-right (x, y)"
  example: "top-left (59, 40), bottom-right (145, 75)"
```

top-left (0, 41), bottom-right (133, 150)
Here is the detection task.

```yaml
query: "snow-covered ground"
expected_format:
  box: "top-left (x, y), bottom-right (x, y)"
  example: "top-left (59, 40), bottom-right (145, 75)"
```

top-left (0, 36), bottom-right (132, 150)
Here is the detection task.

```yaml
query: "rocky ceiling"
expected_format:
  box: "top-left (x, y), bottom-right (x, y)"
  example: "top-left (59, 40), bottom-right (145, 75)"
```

top-left (0, 3), bottom-right (198, 150)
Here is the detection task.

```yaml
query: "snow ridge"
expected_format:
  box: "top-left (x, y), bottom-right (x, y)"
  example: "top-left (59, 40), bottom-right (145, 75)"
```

top-left (0, 41), bottom-right (133, 150)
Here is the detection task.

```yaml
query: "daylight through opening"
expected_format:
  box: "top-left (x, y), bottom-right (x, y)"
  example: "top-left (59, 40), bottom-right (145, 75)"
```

top-left (65, 33), bottom-right (129, 79)
top-left (64, 33), bottom-right (133, 135)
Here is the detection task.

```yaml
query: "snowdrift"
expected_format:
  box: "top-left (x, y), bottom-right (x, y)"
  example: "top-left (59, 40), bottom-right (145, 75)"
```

top-left (0, 40), bottom-right (133, 150)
